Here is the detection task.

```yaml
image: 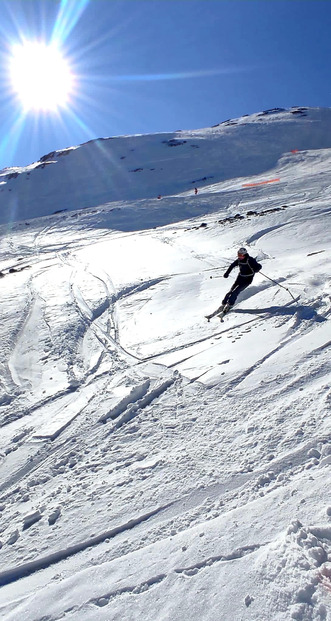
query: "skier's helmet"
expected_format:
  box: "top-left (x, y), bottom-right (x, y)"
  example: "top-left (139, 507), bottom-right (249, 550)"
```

top-left (237, 247), bottom-right (247, 258)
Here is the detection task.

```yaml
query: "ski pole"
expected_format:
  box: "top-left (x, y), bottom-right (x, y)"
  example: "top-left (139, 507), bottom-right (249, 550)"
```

top-left (259, 271), bottom-right (296, 301)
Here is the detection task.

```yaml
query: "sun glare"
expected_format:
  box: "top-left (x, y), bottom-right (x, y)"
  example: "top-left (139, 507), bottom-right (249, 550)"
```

top-left (10, 41), bottom-right (74, 112)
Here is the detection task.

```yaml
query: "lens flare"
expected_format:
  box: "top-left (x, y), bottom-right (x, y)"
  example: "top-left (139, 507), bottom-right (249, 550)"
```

top-left (10, 41), bottom-right (74, 112)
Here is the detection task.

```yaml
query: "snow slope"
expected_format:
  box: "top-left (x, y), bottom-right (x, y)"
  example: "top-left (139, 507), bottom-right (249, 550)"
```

top-left (1, 106), bottom-right (331, 224)
top-left (0, 107), bottom-right (330, 621)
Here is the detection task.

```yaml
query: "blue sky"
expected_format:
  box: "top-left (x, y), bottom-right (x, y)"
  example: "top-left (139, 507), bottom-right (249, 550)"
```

top-left (0, 0), bottom-right (330, 169)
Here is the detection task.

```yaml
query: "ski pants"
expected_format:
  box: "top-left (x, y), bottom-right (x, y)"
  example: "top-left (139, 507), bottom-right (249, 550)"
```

top-left (222, 275), bottom-right (254, 306)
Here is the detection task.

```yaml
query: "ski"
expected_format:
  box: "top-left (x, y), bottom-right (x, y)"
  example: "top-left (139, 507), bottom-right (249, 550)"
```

top-left (205, 303), bottom-right (231, 322)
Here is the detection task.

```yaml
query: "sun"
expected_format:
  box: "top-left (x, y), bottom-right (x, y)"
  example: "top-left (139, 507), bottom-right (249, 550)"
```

top-left (9, 41), bottom-right (74, 112)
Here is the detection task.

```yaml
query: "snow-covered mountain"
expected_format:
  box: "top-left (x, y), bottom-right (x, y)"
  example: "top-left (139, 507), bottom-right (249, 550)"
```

top-left (0, 107), bottom-right (330, 621)
top-left (2, 106), bottom-right (331, 225)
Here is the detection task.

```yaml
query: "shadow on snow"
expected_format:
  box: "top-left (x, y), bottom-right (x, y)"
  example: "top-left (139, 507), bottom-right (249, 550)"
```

top-left (234, 305), bottom-right (326, 322)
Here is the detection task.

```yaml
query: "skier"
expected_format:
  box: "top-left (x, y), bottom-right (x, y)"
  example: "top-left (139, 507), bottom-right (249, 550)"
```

top-left (206, 247), bottom-right (262, 320)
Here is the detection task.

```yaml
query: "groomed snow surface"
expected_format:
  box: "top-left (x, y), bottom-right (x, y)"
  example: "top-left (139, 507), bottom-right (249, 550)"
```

top-left (0, 107), bottom-right (330, 620)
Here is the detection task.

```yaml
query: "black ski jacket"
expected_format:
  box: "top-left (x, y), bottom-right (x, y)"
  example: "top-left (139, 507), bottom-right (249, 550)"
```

top-left (224, 255), bottom-right (262, 278)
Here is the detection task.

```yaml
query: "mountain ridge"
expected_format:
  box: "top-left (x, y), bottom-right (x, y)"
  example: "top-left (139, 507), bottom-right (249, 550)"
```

top-left (1, 106), bottom-right (331, 225)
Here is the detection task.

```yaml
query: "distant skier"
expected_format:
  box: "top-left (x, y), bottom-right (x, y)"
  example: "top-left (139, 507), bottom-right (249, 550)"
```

top-left (194, 187), bottom-right (198, 195)
top-left (206, 247), bottom-right (262, 320)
